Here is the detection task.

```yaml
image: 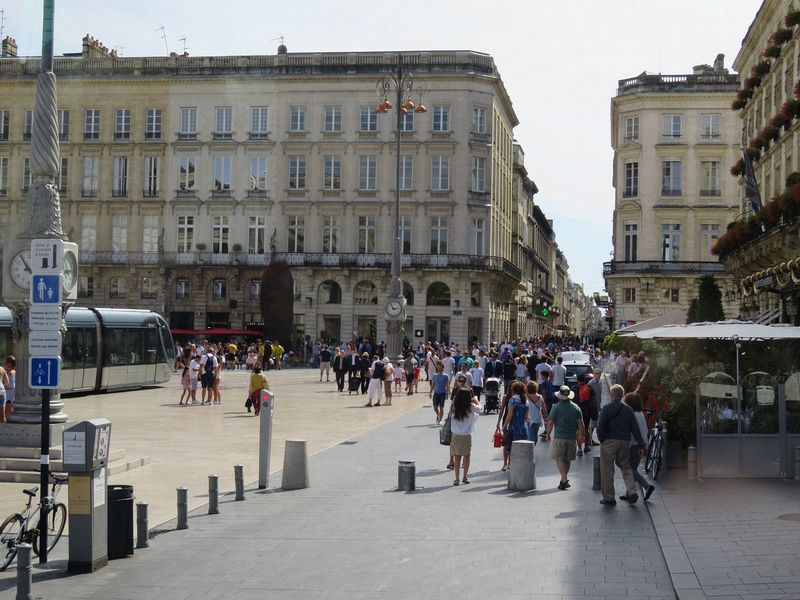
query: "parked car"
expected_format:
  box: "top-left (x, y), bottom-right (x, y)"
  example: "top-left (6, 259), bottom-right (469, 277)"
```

top-left (559, 351), bottom-right (593, 390)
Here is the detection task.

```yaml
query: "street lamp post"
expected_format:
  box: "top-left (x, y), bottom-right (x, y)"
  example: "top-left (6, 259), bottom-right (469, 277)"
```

top-left (375, 56), bottom-right (426, 360)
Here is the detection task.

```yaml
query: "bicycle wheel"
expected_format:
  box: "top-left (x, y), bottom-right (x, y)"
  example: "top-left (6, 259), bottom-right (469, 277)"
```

top-left (0, 513), bottom-right (25, 571)
top-left (644, 434), bottom-right (657, 471)
top-left (651, 436), bottom-right (663, 481)
top-left (32, 503), bottom-right (66, 557)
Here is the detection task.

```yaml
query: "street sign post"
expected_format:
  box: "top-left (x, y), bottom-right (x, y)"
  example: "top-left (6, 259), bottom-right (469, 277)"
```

top-left (29, 357), bottom-right (60, 390)
top-left (29, 331), bottom-right (62, 356)
top-left (30, 274), bottom-right (62, 305)
top-left (31, 239), bottom-right (63, 272)
top-left (29, 305), bottom-right (62, 330)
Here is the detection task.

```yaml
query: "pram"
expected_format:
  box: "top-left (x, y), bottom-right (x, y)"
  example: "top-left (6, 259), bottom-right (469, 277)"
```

top-left (483, 377), bottom-right (501, 414)
top-left (348, 375), bottom-right (361, 394)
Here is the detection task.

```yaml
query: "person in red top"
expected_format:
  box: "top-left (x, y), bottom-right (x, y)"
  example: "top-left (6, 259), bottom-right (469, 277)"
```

top-left (576, 373), bottom-right (597, 456)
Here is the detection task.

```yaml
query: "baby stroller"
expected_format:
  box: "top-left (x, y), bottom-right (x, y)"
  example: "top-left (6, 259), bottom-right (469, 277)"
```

top-left (348, 375), bottom-right (361, 395)
top-left (483, 377), bottom-right (501, 414)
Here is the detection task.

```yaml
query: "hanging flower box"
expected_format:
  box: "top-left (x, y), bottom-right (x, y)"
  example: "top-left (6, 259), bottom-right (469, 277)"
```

top-left (765, 45), bottom-right (782, 59)
top-left (772, 27), bottom-right (793, 45)
top-left (730, 159), bottom-right (744, 177)
top-left (787, 9), bottom-right (800, 27)
top-left (771, 115), bottom-right (789, 130)
top-left (744, 75), bottom-right (763, 91)
top-left (732, 98), bottom-right (747, 110)
top-left (753, 61), bottom-right (771, 76)
top-left (780, 99), bottom-right (800, 121)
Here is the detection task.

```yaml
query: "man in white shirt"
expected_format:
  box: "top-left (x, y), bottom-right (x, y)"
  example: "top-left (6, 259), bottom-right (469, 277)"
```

top-left (535, 358), bottom-right (552, 385)
top-left (469, 363), bottom-right (484, 401)
top-left (199, 347), bottom-right (218, 405)
top-left (365, 356), bottom-right (385, 407)
top-left (552, 356), bottom-right (567, 387)
top-left (441, 352), bottom-right (455, 378)
top-left (188, 354), bottom-right (200, 404)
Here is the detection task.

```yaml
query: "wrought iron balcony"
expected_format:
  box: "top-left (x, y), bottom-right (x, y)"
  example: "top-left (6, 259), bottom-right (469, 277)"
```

top-left (603, 260), bottom-right (725, 275)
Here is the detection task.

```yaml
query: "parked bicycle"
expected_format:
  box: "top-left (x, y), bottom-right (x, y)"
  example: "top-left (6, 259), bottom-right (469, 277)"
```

top-left (0, 472), bottom-right (68, 570)
top-left (645, 419), bottom-right (664, 481)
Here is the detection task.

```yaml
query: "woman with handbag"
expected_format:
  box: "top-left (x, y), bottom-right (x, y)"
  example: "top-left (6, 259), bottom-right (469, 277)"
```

top-left (449, 388), bottom-right (481, 485)
top-left (525, 380), bottom-right (546, 444)
top-left (247, 364), bottom-right (270, 416)
top-left (495, 385), bottom-right (514, 471)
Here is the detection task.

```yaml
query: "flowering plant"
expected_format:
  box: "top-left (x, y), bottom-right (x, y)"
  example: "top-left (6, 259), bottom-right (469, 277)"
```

top-left (764, 45), bottom-right (782, 59)
top-left (787, 9), bottom-right (800, 27)
top-left (771, 27), bottom-right (793, 45)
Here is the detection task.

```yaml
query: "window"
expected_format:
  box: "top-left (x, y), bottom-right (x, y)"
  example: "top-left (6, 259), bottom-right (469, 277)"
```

top-left (623, 162), bottom-right (638, 197)
top-left (399, 111), bottom-right (413, 132)
top-left (249, 279), bottom-right (261, 301)
top-left (701, 114), bottom-right (721, 139)
top-left (700, 224), bottom-right (720, 261)
top-left (662, 114), bottom-right (682, 138)
top-left (58, 157), bottom-right (68, 194)
top-left (399, 216), bottom-right (412, 254)
top-left (115, 108), bottom-right (131, 140)
top-left (471, 156), bottom-right (486, 192)
top-left (700, 160), bottom-right (721, 196)
top-left (248, 216), bottom-right (266, 254)
top-left (323, 155), bottom-right (341, 190)
top-left (359, 155), bottom-right (376, 190)
top-left (0, 157), bottom-right (6, 194)
top-left (661, 224), bottom-right (681, 262)
top-left (211, 215), bottom-right (229, 254)
top-left (430, 216), bottom-right (448, 255)
top-left (624, 224), bottom-right (638, 262)
top-left (141, 277), bottom-right (157, 300)
top-left (624, 115), bottom-right (639, 141)
top-left (213, 157), bottom-right (232, 191)
top-left (145, 108), bottom-right (161, 140)
top-left (142, 215), bottom-right (159, 253)
top-left (84, 109), bottom-right (100, 140)
top-left (111, 215), bottom-right (128, 251)
top-left (80, 215), bottom-right (97, 251)
top-left (22, 157), bottom-right (31, 193)
top-left (319, 281), bottom-right (342, 304)
top-left (624, 288), bottom-right (636, 303)
top-left (179, 107), bottom-right (197, 139)
top-left (24, 109), bottom-right (33, 141)
top-left (82, 157), bottom-right (98, 197)
top-left (287, 216), bottom-right (304, 252)
top-left (79, 275), bottom-right (94, 299)
top-left (663, 288), bottom-right (680, 303)
top-left (112, 156), bottom-right (128, 197)
top-left (288, 156), bottom-right (306, 189)
top-left (470, 218), bottom-right (485, 255)
top-left (0, 109), bottom-right (8, 140)
top-left (426, 282), bottom-right (451, 306)
top-left (212, 279), bottom-right (227, 300)
top-left (661, 160), bottom-right (682, 196)
top-left (176, 216), bottom-right (194, 253)
top-left (178, 157), bottom-right (196, 190)
top-left (399, 156), bottom-right (413, 190)
top-left (358, 216), bottom-right (376, 253)
top-left (322, 215), bottom-right (340, 253)
top-left (431, 156), bottom-right (449, 190)
top-left (110, 277), bottom-right (126, 299)
top-left (472, 107), bottom-right (487, 133)
top-left (470, 282), bottom-right (481, 307)
top-left (247, 156), bottom-right (267, 191)
top-left (324, 105), bottom-right (342, 132)
top-left (58, 109), bottom-right (69, 141)
top-left (289, 106), bottom-right (305, 132)
top-left (144, 156), bottom-right (159, 197)
top-left (432, 105), bottom-right (450, 131)
top-left (214, 107), bottom-right (232, 139)
top-left (175, 278), bottom-right (190, 300)
top-left (250, 106), bottom-right (269, 139)
top-left (360, 105), bottom-right (377, 132)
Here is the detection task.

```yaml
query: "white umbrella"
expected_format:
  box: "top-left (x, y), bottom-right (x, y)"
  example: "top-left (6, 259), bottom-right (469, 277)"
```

top-left (620, 319), bottom-right (800, 341)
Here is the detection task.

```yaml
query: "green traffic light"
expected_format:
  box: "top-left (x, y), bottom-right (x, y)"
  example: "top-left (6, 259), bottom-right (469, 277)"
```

top-left (541, 307), bottom-right (549, 316)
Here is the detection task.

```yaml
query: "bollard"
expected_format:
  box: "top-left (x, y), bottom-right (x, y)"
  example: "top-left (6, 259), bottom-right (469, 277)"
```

top-left (687, 446), bottom-right (697, 481)
top-left (15, 543), bottom-right (32, 600)
top-left (208, 475), bottom-right (219, 514)
top-left (281, 440), bottom-right (310, 490)
top-left (135, 502), bottom-right (149, 549)
top-left (794, 446), bottom-right (800, 481)
top-left (176, 487), bottom-right (188, 530)
top-left (507, 440), bottom-right (536, 491)
top-left (592, 455), bottom-right (601, 490)
top-left (234, 465), bottom-right (245, 501)
top-left (398, 461), bottom-right (416, 491)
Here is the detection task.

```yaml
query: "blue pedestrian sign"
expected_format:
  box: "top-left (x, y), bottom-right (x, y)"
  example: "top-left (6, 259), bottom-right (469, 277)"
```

top-left (30, 274), bottom-right (62, 305)
top-left (29, 357), bottom-right (60, 389)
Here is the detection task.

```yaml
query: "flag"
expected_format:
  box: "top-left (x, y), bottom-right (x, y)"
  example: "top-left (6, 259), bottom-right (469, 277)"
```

top-left (742, 149), bottom-right (762, 212)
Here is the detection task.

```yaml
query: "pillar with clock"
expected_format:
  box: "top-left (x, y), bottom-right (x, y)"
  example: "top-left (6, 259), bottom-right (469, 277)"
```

top-left (384, 277), bottom-right (407, 362)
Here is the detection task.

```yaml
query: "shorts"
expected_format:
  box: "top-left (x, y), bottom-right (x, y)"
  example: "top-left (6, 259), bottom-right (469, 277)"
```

top-left (190, 378), bottom-right (198, 391)
top-left (549, 438), bottom-right (577, 461)
top-left (201, 373), bottom-right (214, 389)
top-left (432, 393), bottom-right (446, 408)
top-left (450, 433), bottom-right (472, 456)
top-left (320, 363), bottom-right (330, 374)
top-left (406, 373), bottom-right (414, 385)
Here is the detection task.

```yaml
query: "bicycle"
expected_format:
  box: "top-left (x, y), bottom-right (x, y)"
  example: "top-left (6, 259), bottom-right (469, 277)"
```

top-left (0, 472), bottom-right (68, 570)
top-left (645, 419), bottom-right (664, 481)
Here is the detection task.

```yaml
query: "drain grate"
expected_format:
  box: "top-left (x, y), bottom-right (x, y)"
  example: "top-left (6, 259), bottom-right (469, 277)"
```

top-left (339, 440), bottom-right (358, 445)
top-left (777, 513), bottom-right (800, 521)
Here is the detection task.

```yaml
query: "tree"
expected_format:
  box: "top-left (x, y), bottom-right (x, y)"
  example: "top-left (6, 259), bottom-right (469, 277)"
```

top-left (686, 298), bottom-right (699, 324)
top-left (696, 276), bottom-right (725, 322)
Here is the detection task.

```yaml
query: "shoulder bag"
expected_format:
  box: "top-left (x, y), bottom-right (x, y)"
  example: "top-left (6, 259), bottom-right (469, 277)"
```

top-left (439, 416), bottom-right (452, 446)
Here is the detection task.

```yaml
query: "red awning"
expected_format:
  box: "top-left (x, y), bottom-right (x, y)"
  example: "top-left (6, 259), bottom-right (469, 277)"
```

top-left (170, 328), bottom-right (263, 337)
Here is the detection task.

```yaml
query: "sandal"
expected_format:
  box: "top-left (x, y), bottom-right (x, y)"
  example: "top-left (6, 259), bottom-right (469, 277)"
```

top-left (501, 466), bottom-right (508, 472)
top-left (462, 479), bottom-right (470, 484)
top-left (453, 480), bottom-right (459, 486)
top-left (446, 464), bottom-right (454, 470)
top-left (364, 403), bottom-right (373, 407)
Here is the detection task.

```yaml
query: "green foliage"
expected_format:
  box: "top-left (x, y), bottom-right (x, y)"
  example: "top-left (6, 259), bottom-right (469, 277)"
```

top-left (697, 276), bottom-right (725, 321)
top-left (603, 332), bottom-right (640, 355)
top-left (661, 362), bottom-right (708, 448)
top-left (687, 298), bottom-right (699, 324)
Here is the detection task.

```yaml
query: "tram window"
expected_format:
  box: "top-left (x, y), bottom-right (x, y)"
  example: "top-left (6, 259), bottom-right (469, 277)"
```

top-left (63, 329), bottom-right (82, 369)
top-left (84, 328), bottom-right (97, 364)
top-left (128, 330), bottom-right (145, 365)
top-left (106, 330), bottom-right (128, 366)
top-left (0, 331), bottom-right (11, 358)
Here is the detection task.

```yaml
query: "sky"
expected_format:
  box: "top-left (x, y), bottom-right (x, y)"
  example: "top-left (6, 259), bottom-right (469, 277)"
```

top-left (0, 0), bottom-right (763, 294)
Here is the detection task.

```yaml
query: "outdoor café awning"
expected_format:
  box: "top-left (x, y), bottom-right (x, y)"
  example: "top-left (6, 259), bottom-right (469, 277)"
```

top-left (170, 328), bottom-right (262, 337)
top-left (614, 309), bottom-right (687, 335)
top-left (619, 319), bottom-right (800, 341)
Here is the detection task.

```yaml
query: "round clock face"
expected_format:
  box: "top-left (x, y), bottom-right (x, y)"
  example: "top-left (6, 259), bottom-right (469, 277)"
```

top-left (62, 250), bottom-right (78, 291)
top-left (386, 300), bottom-right (403, 317)
top-left (10, 250), bottom-right (32, 289)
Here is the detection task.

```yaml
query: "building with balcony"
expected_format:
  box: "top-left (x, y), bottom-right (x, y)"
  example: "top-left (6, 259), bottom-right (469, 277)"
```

top-left (0, 36), bottom-right (530, 347)
top-left (604, 58), bottom-right (741, 328)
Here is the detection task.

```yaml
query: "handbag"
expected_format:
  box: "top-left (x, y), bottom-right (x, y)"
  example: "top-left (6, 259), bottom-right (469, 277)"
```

top-left (493, 428), bottom-right (503, 448)
top-left (439, 416), bottom-right (452, 446)
top-left (244, 395), bottom-right (253, 409)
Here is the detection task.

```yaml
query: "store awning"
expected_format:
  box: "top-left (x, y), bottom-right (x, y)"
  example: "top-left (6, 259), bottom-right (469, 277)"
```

top-left (620, 319), bottom-right (800, 341)
top-left (614, 309), bottom-right (687, 335)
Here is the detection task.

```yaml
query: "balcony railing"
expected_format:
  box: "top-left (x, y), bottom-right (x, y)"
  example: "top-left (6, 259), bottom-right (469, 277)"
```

top-left (603, 260), bottom-right (725, 275)
top-left (699, 189), bottom-right (721, 197)
top-left (661, 188), bottom-right (682, 197)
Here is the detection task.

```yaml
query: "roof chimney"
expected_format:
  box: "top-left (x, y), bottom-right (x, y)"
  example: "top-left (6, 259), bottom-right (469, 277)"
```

top-left (1, 36), bottom-right (18, 58)
top-left (82, 34), bottom-right (113, 59)
top-left (713, 53), bottom-right (727, 74)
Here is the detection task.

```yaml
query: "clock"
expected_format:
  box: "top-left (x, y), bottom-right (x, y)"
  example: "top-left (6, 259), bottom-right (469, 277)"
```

top-left (386, 300), bottom-right (403, 318)
top-left (10, 250), bottom-right (32, 289)
top-left (62, 249), bottom-right (78, 292)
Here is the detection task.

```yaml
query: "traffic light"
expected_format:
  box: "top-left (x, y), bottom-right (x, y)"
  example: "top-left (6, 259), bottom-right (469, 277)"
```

top-left (541, 306), bottom-right (549, 317)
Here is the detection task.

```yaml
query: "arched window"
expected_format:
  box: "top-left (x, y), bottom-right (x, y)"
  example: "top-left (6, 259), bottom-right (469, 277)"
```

top-left (426, 282), bottom-right (450, 306)
top-left (353, 281), bottom-right (378, 305)
top-left (110, 277), bottom-right (126, 299)
top-left (402, 281), bottom-right (414, 305)
top-left (318, 280), bottom-right (342, 304)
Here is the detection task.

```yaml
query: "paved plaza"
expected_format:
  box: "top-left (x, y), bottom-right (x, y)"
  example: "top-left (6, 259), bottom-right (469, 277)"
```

top-left (0, 369), bottom-right (798, 599)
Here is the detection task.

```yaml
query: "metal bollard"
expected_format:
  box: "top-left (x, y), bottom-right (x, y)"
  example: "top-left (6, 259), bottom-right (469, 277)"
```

top-left (15, 542), bottom-right (32, 600)
top-left (592, 455), bottom-right (601, 490)
top-left (794, 446), bottom-right (800, 481)
top-left (398, 460), bottom-right (416, 491)
top-left (208, 475), bottom-right (219, 514)
top-left (687, 446), bottom-right (697, 480)
top-left (234, 464), bottom-right (245, 501)
top-left (136, 502), bottom-right (149, 549)
top-left (176, 487), bottom-right (188, 530)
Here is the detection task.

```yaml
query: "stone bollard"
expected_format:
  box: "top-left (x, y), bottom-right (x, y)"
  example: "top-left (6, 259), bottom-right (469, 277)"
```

top-left (507, 440), bottom-right (536, 491)
top-left (398, 460), bottom-right (416, 491)
top-left (281, 440), bottom-right (310, 490)
top-left (176, 487), bottom-right (188, 530)
top-left (592, 455), bottom-right (601, 490)
top-left (687, 446), bottom-right (697, 481)
top-left (136, 502), bottom-right (149, 549)
top-left (234, 465), bottom-right (245, 501)
top-left (794, 447), bottom-right (800, 481)
top-left (15, 543), bottom-right (32, 600)
top-left (208, 475), bottom-right (219, 514)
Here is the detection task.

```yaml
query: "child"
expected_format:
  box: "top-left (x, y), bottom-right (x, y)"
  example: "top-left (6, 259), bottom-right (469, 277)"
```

top-left (179, 365), bottom-right (190, 405)
top-left (395, 363), bottom-right (404, 392)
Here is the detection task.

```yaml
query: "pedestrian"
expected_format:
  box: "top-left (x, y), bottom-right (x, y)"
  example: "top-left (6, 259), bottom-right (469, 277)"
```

top-left (319, 344), bottom-right (332, 382)
top-left (395, 361), bottom-right (404, 393)
top-left (0, 360), bottom-right (8, 423)
top-left (431, 363), bottom-right (450, 425)
top-left (496, 385), bottom-right (514, 471)
top-left (449, 387), bottom-right (481, 486)
top-left (624, 392), bottom-right (655, 500)
top-left (587, 368), bottom-right (603, 446)
top-left (248, 364), bottom-right (270, 416)
top-left (614, 351), bottom-right (628, 388)
top-left (552, 355), bottom-right (567, 387)
top-left (3, 356), bottom-right (14, 419)
top-left (359, 352), bottom-right (371, 395)
top-left (382, 357), bottom-right (394, 406)
top-left (213, 348), bottom-right (223, 404)
top-left (365, 355), bottom-right (385, 407)
top-left (596, 384), bottom-right (646, 506)
top-left (178, 364), bottom-right (190, 405)
top-left (575, 373), bottom-right (597, 455)
top-left (545, 385), bottom-right (586, 490)
top-left (403, 352), bottom-right (416, 395)
top-left (515, 355), bottom-right (528, 382)
top-left (524, 380), bottom-right (546, 444)
top-left (501, 381), bottom-right (529, 468)
top-left (469, 361), bottom-right (484, 402)
top-left (333, 347), bottom-right (347, 391)
top-left (189, 353), bottom-right (200, 404)
top-left (501, 355), bottom-right (516, 394)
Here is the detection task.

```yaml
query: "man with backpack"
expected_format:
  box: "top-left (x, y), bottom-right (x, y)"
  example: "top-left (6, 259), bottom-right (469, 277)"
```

top-left (199, 345), bottom-right (218, 405)
top-left (365, 355), bottom-right (385, 407)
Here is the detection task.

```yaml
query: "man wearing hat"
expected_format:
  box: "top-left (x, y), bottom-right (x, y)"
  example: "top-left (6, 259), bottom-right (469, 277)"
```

top-left (545, 385), bottom-right (586, 491)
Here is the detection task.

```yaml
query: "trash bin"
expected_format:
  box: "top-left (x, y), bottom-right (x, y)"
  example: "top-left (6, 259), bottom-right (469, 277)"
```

top-left (107, 485), bottom-right (135, 559)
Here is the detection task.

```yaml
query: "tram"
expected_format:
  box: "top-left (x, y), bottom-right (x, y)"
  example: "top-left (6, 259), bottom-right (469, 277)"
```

top-left (0, 307), bottom-right (175, 393)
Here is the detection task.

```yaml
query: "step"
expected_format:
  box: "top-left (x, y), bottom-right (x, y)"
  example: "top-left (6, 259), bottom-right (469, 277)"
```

top-left (0, 448), bottom-right (125, 472)
top-left (0, 447), bottom-right (63, 460)
top-left (0, 456), bottom-right (151, 483)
